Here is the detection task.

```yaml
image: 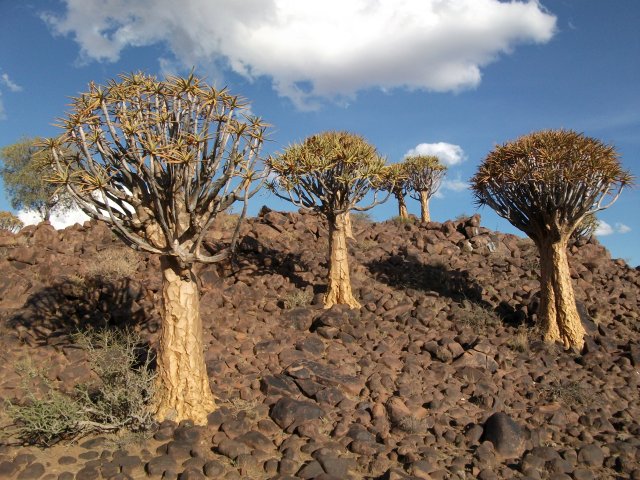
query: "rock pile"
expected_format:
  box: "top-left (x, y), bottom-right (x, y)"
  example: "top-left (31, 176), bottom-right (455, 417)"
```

top-left (0, 209), bottom-right (638, 479)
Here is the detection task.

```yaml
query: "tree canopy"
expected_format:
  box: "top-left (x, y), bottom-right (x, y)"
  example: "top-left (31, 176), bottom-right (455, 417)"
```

top-left (43, 72), bottom-right (268, 266)
top-left (267, 131), bottom-right (389, 217)
top-left (471, 130), bottom-right (632, 242)
top-left (0, 137), bottom-right (74, 221)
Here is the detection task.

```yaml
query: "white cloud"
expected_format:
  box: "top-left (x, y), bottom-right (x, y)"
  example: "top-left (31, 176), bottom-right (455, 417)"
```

top-left (404, 142), bottom-right (467, 166)
top-left (595, 220), bottom-right (614, 236)
top-left (443, 178), bottom-right (468, 192)
top-left (595, 220), bottom-right (631, 236)
top-left (615, 223), bottom-right (631, 234)
top-left (18, 207), bottom-right (90, 230)
top-left (43, 0), bottom-right (556, 109)
top-left (1, 73), bottom-right (22, 92)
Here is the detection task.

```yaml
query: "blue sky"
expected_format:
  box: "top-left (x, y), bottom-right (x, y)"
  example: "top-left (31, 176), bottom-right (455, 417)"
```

top-left (0, 0), bottom-right (638, 264)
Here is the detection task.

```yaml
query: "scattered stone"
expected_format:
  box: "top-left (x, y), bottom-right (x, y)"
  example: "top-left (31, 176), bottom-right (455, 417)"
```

top-left (480, 412), bottom-right (525, 458)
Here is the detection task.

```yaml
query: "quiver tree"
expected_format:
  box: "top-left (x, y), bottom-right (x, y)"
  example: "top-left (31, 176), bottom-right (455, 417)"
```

top-left (381, 162), bottom-right (411, 220)
top-left (43, 72), bottom-right (267, 424)
top-left (0, 137), bottom-right (75, 221)
top-left (405, 155), bottom-right (447, 222)
top-left (268, 131), bottom-right (389, 309)
top-left (471, 130), bottom-right (632, 349)
top-left (0, 211), bottom-right (23, 233)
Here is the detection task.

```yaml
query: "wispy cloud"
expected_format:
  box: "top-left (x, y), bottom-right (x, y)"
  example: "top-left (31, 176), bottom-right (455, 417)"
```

top-left (1, 73), bottom-right (23, 92)
top-left (43, 0), bottom-right (556, 109)
top-left (595, 220), bottom-right (631, 236)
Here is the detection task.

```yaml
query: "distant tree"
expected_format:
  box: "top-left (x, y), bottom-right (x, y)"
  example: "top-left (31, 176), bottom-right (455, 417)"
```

top-left (0, 211), bottom-right (23, 233)
top-left (0, 137), bottom-right (75, 221)
top-left (570, 213), bottom-right (598, 244)
top-left (471, 130), bottom-right (632, 349)
top-left (43, 72), bottom-right (268, 424)
top-left (405, 155), bottom-right (447, 222)
top-left (268, 131), bottom-right (389, 308)
top-left (381, 162), bottom-right (411, 220)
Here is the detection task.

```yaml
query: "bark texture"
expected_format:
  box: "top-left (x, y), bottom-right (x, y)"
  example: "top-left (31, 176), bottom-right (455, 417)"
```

top-left (395, 193), bottom-right (408, 220)
top-left (537, 238), bottom-right (585, 349)
top-left (419, 191), bottom-right (431, 223)
top-left (344, 212), bottom-right (355, 240)
top-left (324, 213), bottom-right (360, 309)
top-left (155, 256), bottom-right (216, 424)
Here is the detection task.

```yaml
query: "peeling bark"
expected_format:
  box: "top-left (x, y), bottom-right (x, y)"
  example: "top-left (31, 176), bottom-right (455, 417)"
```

top-left (419, 191), bottom-right (430, 223)
top-left (155, 256), bottom-right (216, 424)
top-left (537, 238), bottom-right (585, 349)
top-left (324, 213), bottom-right (360, 309)
top-left (344, 212), bottom-right (355, 240)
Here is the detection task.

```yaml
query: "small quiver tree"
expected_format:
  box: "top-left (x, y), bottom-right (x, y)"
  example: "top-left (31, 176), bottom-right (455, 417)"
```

top-left (43, 72), bottom-right (267, 424)
top-left (405, 155), bottom-right (447, 222)
top-left (381, 162), bottom-right (411, 220)
top-left (268, 131), bottom-right (389, 309)
top-left (0, 211), bottom-right (23, 233)
top-left (0, 137), bottom-right (75, 221)
top-left (471, 130), bottom-right (632, 349)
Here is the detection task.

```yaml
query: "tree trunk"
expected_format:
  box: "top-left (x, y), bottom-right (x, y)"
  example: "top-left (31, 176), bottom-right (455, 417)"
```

top-left (324, 212), bottom-right (360, 309)
top-left (395, 192), bottom-right (408, 220)
top-left (154, 256), bottom-right (216, 425)
top-left (419, 191), bottom-right (430, 223)
top-left (344, 212), bottom-right (355, 240)
top-left (537, 238), bottom-right (585, 349)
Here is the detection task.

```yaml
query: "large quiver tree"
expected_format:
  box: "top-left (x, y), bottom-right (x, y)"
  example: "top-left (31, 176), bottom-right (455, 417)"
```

top-left (471, 130), bottom-right (632, 349)
top-left (43, 72), bottom-right (267, 424)
top-left (268, 131), bottom-right (389, 309)
top-left (405, 155), bottom-right (447, 222)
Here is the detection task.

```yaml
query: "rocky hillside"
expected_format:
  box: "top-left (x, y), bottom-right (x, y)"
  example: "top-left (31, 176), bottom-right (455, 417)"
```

top-left (0, 208), bottom-right (638, 480)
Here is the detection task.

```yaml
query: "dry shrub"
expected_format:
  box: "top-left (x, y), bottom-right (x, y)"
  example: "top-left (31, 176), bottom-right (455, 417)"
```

top-left (457, 302), bottom-right (501, 332)
top-left (282, 289), bottom-right (313, 309)
top-left (5, 329), bottom-right (155, 446)
top-left (507, 325), bottom-right (530, 353)
top-left (85, 248), bottom-right (140, 281)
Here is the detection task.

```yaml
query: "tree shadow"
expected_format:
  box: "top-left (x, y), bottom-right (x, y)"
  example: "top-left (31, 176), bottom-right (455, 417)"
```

top-left (366, 254), bottom-right (485, 303)
top-left (8, 276), bottom-right (159, 348)
top-left (232, 235), bottom-right (314, 290)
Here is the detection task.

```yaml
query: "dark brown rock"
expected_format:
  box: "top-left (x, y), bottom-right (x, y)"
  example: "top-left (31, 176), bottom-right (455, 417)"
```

top-left (480, 412), bottom-right (525, 458)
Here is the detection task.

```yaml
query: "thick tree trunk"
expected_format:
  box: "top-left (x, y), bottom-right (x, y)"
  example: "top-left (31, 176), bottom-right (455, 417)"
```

top-left (395, 193), bottom-right (408, 220)
top-left (154, 256), bottom-right (216, 425)
top-left (344, 212), bottom-right (355, 240)
top-left (324, 213), bottom-right (360, 309)
top-left (419, 191), bottom-right (430, 223)
top-left (537, 238), bottom-right (585, 349)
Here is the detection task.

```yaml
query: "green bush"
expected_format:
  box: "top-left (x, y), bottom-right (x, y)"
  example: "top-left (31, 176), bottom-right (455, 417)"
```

top-left (282, 289), bottom-right (313, 309)
top-left (5, 329), bottom-right (155, 446)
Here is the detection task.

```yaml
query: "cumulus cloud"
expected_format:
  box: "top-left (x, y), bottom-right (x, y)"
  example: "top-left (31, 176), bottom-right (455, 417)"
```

top-left (595, 220), bottom-right (631, 236)
top-left (43, 0), bottom-right (557, 108)
top-left (18, 207), bottom-right (90, 230)
top-left (404, 142), bottom-right (467, 166)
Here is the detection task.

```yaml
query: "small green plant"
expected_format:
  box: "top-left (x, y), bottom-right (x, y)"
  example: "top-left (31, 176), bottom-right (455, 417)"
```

top-left (282, 289), bottom-right (313, 309)
top-left (85, 248), bottom-right (141, 281)
top-left (5, 329), bottom-right (155, 446)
